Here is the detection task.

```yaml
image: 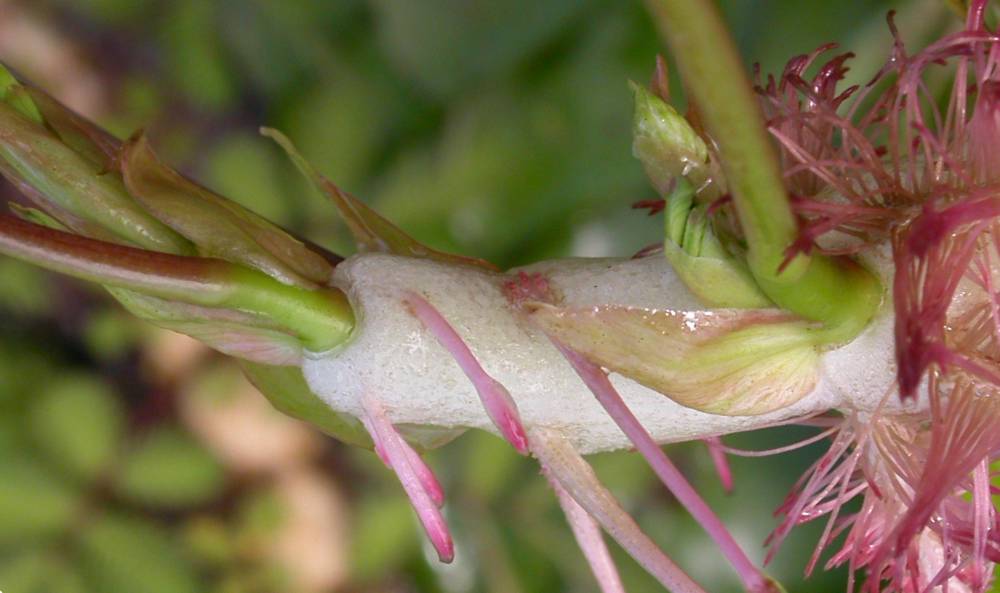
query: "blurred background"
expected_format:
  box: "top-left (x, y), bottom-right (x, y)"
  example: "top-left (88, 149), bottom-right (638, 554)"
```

top-left (0, 1), bottom-right (962, 592)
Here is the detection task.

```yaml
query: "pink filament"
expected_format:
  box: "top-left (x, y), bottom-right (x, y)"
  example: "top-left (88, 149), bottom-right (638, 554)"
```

top-left (530, 426), bottom-right (709, 593)
top-left (403, 291), bottom-right (530, 454)
top-left (543, 464), bottom-right (627, 593)
top-left (553, 342), bottom-right (777, 593)
top-left (361, 394), bottom-right (454, 562)
top-left (369, 430), bottom-right (445, 508)
top-left (704, 437), bottom-right (735, 493)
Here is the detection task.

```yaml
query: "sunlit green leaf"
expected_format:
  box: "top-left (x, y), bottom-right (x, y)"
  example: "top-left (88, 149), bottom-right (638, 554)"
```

top-left (0, 457), bottom-right (79, 544)
top-left (351, 496), bottom-right (420, 581)
top-left (29, 374), bottom-right (124, 482)
top-left (115, 427), bottom-right (225, 509)
top-left (78, 513), bottom-right (200, 593)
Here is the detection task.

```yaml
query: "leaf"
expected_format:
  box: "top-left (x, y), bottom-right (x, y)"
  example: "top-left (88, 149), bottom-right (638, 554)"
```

top-left (114, 427), bottom-right (224, 509)
top-left (0, 550), bottom-right (48, 593)
top-left (529, 304), bottom-right (820, 415)
top-left (0, 457), bottom-right (79, 544)
top-left (28, 374), bottom-right (124, 482)
top-left (350, 496), bottom-right (420, 582)
top-left (264, 127), bottom-right (498, 271)
top-left (369, 0), bottom-right (588, 97)
top-left (119, 133), bottom-right (333, 287)
top-left (78, 513), bottom-right (200, 593)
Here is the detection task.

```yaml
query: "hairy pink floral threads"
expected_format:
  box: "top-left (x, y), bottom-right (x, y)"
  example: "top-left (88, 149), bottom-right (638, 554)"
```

top-left (543, 465), bottom-right (627, 593)
top-left (552, 342), bottom-right (778, 593)
top-left (403, 291), bottom-right (530, 454)
top-left (361, 394), bottom-right (455, 563)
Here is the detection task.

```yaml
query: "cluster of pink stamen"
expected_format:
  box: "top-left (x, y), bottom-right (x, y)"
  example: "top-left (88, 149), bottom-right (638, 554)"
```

top-left (746, 3), bottom-right (1000, 589)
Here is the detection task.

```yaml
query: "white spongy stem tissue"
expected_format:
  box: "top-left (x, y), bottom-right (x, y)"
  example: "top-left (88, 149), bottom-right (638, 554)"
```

top-left (301, 252), bottom-right (912, 455)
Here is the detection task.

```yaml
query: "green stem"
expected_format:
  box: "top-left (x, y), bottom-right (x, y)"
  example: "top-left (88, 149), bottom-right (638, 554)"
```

top-left (644, 0), bottom-right (882, 341)
top-left (0, 214), bottom-right (353, 351)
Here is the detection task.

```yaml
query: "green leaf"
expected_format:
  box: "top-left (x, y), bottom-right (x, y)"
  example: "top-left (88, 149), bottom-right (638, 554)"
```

top-left (234, 488), bottom-right (285, 547)
top-left (78, 513), bottom-right (200, 593)
top-left (370, 0), bottom-right (588, 97)
top-left (0, 550), bottom-right (48, 593)
top-left (115, 427), bottom-right (224, 509)
top-left (29, 374), bottom-right (124, 482)
top-left (350, 496), bottom-right (420, 582)
top-left (0, 457), bottom-right (79, 544)
top-left (43, 561), bottom-right (90, 593)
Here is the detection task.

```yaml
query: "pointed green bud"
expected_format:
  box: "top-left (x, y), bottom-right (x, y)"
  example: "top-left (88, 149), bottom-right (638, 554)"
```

top-left (630, 81), bottom-right (712, 196)
top-left (663, 178), bottom-right (770, 308)
top-left (0, 100), bottom-right (193, 254)
top-left (0, 65), bottom-right (43, 125)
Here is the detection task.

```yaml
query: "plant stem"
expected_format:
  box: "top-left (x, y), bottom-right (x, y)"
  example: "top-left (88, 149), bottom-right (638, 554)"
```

top-left (0, 214), bottom-right (354, 351)
top-left (644, 0), bottom-right (882, 341)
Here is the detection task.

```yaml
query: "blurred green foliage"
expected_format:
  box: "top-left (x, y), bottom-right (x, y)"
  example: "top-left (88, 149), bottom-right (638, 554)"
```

top-left (0, 1), bottom-right (961, 592)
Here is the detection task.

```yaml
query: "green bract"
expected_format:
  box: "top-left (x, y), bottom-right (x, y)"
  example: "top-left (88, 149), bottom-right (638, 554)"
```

top-left (662, 178), bottom-right (770, 308)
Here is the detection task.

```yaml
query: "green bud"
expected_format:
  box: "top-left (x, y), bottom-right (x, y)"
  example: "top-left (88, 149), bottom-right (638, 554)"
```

top-left (663, 179), bottom-right (770, 308)
top-left (0, 100), bottom-right (193, 254)
top-left (0, 65), bottom-right (43, 125)
top-left (630, 81), bottom-right (712, 196)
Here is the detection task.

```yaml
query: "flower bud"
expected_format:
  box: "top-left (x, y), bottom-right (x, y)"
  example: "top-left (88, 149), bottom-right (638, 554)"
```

top-left (631, 81), bottom-right (713, 196)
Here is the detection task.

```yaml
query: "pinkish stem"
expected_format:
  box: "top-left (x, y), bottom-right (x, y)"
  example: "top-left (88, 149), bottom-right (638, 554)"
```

top-left (555, 342), bottom-right (777, 593)
top-left (403, 291), bottom-right (530, 454)
top-left (361, 394), bottom-right (454, 562)
top-left (530, 426), bottom-right (709, 593)
top-left (543, 464), bottom-right (627, 593)
top-left (368, 419), bottom-right (445, 508)
top-left (704, 437), bottom-right (735, 494)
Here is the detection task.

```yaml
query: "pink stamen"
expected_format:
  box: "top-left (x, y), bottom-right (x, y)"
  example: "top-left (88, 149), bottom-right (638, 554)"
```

top-left (543, 464), bottom-right (626, 593)
top-left (369, 420), bottom-right (445, 508)
top-left (552, 341), bottom-right (777, 593)
top-left (722, 425), bottom-right (839, 458)
top-left (361, 394), bottom-right (455, 563)
top-left (403, 291), bottom-right (530, 455)
top-left (703, 437), bottom-right (735, 493)
top-left (530, 426), bottom-right (710, 593)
